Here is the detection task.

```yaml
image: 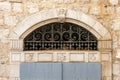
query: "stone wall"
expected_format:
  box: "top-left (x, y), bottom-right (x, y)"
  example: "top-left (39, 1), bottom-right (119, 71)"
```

top-left (0, 0), bottom-right (120, 80)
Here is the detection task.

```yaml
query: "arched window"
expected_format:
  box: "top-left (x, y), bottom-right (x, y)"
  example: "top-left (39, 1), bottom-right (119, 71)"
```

top-left (24, 22), bottom-right (97, 51)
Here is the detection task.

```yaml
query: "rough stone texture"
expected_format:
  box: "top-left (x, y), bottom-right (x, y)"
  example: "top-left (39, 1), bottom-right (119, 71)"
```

top-left (12, 3), bottom-right (23, 13)
top-left (0, 2), bottom-right (11, 12)
top-left (0, 0), bottom-right (120, 80)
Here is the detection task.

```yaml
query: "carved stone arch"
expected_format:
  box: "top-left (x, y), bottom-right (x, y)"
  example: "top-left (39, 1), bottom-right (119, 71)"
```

top-left (10, 9), bottom-right (111, 40)
top-left (9, 8), bottom-right (112, 51)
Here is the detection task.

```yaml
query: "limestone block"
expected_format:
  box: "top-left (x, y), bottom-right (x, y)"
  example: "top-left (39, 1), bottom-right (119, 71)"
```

top-left (0, 2), bottom-right (11, 12)
top-left (9, 64), bottom-right (19, 77)
top-left (0, 13), bottom-right (3, 26)
top-left (0, 29), bottom-right (9, 43)
top-left (116, 49), bottom-right (120, 58)
top-left (25, 53), bottom-right (35, 62)
top-left (13, 3), bottom-right (22, 13)
top-left (78, 0), bottom-right (90, 3)
top-left (112, 34), bottom-right (118, 48)
top-left (9, 0), bottom-right (22, 2)
top-left (4, 15), bottom-right (17, 26)
top-left (90, 0), bottom-right (99, 3)
top-left (0, 19), bottom-right (3, 25)
top-left (112, 19), bottom-right (120, 30)
top-left (81, 6), bottom-right (89, 13)
top-left (116, 6), bottom-right (120, 14)
top-left (105, 6), bottom-right (115, 14)
top-left (101, 53), bottom-right (110, 61)
top-left (113, 62), bottom-right (120, 75)
top-left (70, 53), bottom-right (84, 62)
top-left (119, 32), bottom-right (120, 45)
top-left (113, 76), bottom-right (120, 80)
top-left (102, 62), bottom-right (112, 76)
top-left (88, 53), bottom-right (100, 62)
top-left (38, 53), bottom-right (52, 61)
top-left (27, 2), bottom-right (39, 13)
top-left (11, 53), bottom-right (21, 62)
top-left (109, 0), bottom-right (118, 5)
top-left (0, 65), bottom-right (9, 77)
top-left (0, 78), bottom-right (8, 80)
top-left (54, 0), bottom-right (75, 3)
top-left (90, 5), bottom-right (100, 15)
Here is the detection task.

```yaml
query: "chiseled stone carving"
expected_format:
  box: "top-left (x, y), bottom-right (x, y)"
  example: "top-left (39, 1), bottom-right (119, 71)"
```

top-left (89, 53), bottom-right (96, 62)
top-left (57, 53), bottom-right (66, 62)
top-left (57, 8), bottom-right (67, 23)
top-left (25, 53), bottom-right (34, 62)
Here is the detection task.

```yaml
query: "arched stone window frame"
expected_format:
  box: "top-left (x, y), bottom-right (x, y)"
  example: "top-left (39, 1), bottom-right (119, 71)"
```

top-left (9, 9), bottom-right (112, 80)
top-left (9, 9), bottom-right (112, 51)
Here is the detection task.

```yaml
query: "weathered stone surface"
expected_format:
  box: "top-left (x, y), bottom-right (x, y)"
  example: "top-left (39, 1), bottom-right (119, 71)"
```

top-left (78, 0), bottom-right (90, 3)
top-left (116, 6), bottom-right (120, 14)
top-left (26, 2), bottom-right (39, 13)
top-left (113, 33), bottom-right (118, 48)
top-left (0, 65), bottom-right (9, 77)
top-left (0, 2), bottom-right (11, 12)
top-left (90, 5), bottom-right (100, 15)
top-left (109, 0), bottom-right (118, 5)
top-left (54, 0), bottom-right (75, 3)
top-left (0, 42), bottom-right (9, 65)
top-left (12, 3), bottom-right (22, 13)
top-left (4, 15), bottom-right (18, 26)
top-left (0, 29), bottom-right (9, 43)
top-left (112, 19), bottom-right (120, 30)
top-left (0, 13), bottom-right (3, 26)
top-left (0, 0), bottom-right (119, 80)
top-left (9, 0), bottom-right (22, 2)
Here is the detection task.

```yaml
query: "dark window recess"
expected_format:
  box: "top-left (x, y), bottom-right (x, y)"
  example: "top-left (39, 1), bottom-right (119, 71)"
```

top-left (24, 22), bottom-right (98, 51)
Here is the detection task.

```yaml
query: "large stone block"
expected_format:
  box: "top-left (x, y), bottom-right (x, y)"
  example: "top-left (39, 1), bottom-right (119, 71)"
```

top-left (4, 15), bottom-right (18, 26)
top-left (12, 3), bottom-right (22, 13)
top-left (0, 13), bottom-right (4, 26)
top-left (109, 0), bottom-right (118, 5)
top-left (90, 5), bottom-right (100, 15)
top-left (112, 19), bottom-right (120, 30)
top-left (0, 65), bottom-right (9, 77)
top-left (26, 2), bottom-right (39, 13)
top-left (116, 6), bottom-right (120, 14)
top-left (0, 29), bottom-right (9, 43)
top-left (0, 2), bottom-right (11, 12)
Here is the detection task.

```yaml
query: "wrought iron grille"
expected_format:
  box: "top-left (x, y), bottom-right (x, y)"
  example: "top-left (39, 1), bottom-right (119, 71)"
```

top-left (24, 22), bottom-right (97, 51)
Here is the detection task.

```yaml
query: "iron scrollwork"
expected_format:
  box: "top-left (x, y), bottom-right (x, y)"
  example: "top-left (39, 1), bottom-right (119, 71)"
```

top-left (24, 22), bottom-right (98, 50)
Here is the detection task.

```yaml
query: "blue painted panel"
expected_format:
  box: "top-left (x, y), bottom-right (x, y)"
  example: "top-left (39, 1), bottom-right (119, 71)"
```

top-left (63, 63), bottom-right (101, 80)
top-left (87, 63), bottom-right (101, 80)
top-left (20, 62), bottom-right (101, 80)
top-left (20, 63), bottom-right (62, 80)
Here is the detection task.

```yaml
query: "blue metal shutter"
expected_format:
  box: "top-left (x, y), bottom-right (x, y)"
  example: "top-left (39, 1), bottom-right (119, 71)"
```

top-left (63, 63), bottom-right (101, 80)
top-left (20, 62), bottom-right (101, 80)
top-left (63, 63), bottom-right (87, 80)
top-left (87, 63), bottom-right (101, 80)
top-left (20, 63), bottom-right (62, 80)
